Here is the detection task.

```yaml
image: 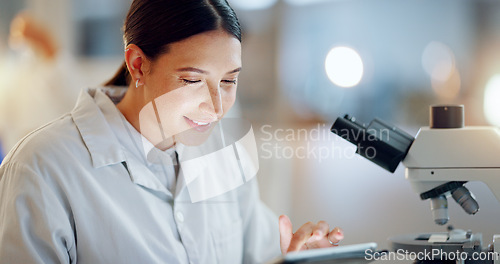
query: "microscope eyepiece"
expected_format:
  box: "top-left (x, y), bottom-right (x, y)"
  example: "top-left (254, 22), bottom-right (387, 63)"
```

top-left (331, 115), bottom-right (414, 173)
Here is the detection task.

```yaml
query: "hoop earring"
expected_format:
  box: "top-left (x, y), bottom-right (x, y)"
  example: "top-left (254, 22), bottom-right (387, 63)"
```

top-left (135, 79), bottom-right (140, 88)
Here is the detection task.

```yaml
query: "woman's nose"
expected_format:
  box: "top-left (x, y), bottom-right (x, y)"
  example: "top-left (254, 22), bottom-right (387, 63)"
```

top-left (199, 85), bottom-right (223, 120)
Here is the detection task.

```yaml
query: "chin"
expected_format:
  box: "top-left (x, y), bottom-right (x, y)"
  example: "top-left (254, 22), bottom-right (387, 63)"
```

top-left (175, 122), bottom-right (218, 146)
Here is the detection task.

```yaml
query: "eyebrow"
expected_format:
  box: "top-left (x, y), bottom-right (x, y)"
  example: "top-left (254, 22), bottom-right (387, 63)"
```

top-left (176, 67), bottom-right (242, 75)
top-left (228, 67), bottom-right (242, 74)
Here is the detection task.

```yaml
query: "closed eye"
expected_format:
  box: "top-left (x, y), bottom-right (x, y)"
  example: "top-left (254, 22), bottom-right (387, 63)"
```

top-left (222, 80), bottom-right (237, 84)
top-left (182, 79), bottom-right (201, 84)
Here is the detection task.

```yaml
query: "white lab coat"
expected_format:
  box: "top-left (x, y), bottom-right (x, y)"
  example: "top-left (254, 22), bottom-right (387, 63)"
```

top-left (0, 88), bottom-right (280, 264)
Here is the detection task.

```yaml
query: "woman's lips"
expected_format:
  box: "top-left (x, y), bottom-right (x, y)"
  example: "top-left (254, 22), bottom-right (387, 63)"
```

top-left (184, 116), bottom-right (213, 132)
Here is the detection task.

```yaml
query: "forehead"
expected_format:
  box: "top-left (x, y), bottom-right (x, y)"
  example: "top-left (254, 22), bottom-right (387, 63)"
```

top-left (154, 30), bottom-right (242, 71)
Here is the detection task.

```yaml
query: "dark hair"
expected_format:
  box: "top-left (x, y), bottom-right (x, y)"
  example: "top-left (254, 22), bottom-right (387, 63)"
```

top-left (105, 0), bottom-right (241, 86)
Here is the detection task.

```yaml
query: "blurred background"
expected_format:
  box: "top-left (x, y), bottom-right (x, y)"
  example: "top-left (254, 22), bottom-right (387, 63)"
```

top-left (1, 0), bottom-right (500, 262)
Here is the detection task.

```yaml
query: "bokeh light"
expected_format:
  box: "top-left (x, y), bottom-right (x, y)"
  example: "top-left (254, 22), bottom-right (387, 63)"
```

top-left (422, 41), bottom-right (455, 82)
top-left (484, 74), bottom-right (500, 126)
top-left (431, 67), bottom-right (461, 101)
top-left (324, 46), bottom-right (364, 88)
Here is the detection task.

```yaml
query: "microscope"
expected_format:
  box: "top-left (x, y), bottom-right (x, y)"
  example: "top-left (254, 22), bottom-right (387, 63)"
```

top-left (331, 105), bottom-right (500, 263)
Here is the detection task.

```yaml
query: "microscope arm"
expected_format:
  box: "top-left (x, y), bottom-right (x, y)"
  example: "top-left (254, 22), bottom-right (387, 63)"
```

top-left (403, 126), bottom-right (500, 203)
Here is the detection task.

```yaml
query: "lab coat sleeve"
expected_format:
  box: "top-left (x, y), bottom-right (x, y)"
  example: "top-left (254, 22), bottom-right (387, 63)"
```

top-left (0, 161), bottom-right (76, 263)
top-left (239, 178), bottom-right (281, 264)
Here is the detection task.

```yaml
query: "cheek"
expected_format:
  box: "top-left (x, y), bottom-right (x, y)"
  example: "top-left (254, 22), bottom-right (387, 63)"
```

top-left (154, 92), bottom-right (194, 138)
top-left (153, 87), bottom-right (193, 121)
top-left (222, 90), bottom-right (237, 112)
top-left (145, 75), bottom-right (181, 101)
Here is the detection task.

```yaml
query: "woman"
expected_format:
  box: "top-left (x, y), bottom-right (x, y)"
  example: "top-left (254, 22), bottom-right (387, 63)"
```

top-left (0, 0), bottom-right (343, 263)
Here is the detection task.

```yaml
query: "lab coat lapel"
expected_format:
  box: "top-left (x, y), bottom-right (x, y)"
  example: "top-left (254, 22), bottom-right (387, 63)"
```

top-left (174, 144), bottom-right (187, 199)
top-left (175, 165), bottom-right (187, 199)
top-left (122, 151), bottom-right (174, 199)
top-left (72, 88), bottom-right (174, 199)
top-left (71, 89), bottom-right (126, 168)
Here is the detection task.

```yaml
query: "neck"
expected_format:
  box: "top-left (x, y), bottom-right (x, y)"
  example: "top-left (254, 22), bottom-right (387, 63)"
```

top-left (116, 83), bottom-right (141, 133)
top-left (116, 85), bottom-right (176, 151)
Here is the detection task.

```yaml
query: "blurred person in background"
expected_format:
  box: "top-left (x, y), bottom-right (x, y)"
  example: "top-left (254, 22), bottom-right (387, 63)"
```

top-left (0, 0), bottom-right (344, 263)
top-left (0, 11), bottom-right (80, 155)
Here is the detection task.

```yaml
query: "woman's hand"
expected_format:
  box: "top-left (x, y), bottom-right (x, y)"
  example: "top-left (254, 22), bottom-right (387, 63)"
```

top-left (279, 214), bottom-right (344, 254)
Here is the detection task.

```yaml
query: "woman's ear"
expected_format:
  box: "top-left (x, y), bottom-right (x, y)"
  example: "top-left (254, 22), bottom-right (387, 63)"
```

top-left (124, 44), bottom-right (147, 87)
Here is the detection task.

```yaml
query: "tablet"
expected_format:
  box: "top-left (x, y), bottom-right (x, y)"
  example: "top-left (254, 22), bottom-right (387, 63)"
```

top-left (267, 242), bottom-right (377, 264)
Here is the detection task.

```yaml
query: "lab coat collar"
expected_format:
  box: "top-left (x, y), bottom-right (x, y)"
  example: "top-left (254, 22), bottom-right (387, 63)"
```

top-left (174, 143), bottom-right (186, 198)
top-left (71, 88), bottom-right (126, 168)
top-left (71, 87), bottom-right (188, 199)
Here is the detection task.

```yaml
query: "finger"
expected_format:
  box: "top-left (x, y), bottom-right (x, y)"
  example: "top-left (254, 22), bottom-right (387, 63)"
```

top-left (279, 215), bottom-right (293, 255)
top-left (306, 221), bottom-right (330, 249)
top-left (307, 221), bottom-right (329, 244)
top-left (287, 222), bottom-right (315, 253)
top-left (327, 227), bottom-right (344, 246)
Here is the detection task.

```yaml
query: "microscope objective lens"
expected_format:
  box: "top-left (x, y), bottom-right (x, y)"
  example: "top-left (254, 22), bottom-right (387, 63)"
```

top-left (430, 195), bottom-right (449, 225)
top-left (452, 187), bottom-right (479, 215)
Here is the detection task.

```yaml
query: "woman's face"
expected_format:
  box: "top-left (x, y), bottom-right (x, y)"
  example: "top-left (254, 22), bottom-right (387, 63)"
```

top-left (137, 30), bottom-right (242, 147)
